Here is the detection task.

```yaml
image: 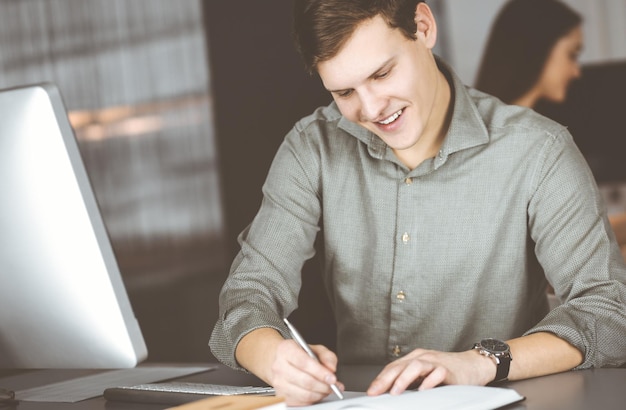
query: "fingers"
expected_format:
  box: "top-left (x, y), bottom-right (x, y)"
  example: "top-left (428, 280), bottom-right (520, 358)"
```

top-left (275, 381), bottom-right (330, 406)
top-left (287, 343), bottom-right (338, 384)
top-left (367, 351), bottom-right (449, 396)
top-left (417, 365), bottom-right (448, 390)
top-left (367, 359), bottom-right (435, 396)
top-left (311, 344), bottom-right (339, 372)
top-left (271, 340), bottom-right (341, 405)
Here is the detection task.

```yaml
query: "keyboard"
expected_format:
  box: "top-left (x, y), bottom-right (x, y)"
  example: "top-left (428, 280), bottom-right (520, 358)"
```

top-left (13, 366), bottom-right (215, 403)
top-left (103, 382), bottom-right (275, 405)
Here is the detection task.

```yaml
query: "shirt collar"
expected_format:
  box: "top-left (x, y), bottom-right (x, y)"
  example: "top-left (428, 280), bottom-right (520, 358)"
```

top-left (437, 57), bottom-right (489, 158)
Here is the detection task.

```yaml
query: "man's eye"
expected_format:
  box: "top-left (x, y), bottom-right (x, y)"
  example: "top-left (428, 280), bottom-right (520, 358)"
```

top-left (375, 71), bottom-right (389, 79)
top-left (337, 90), bottom-right (353, 98)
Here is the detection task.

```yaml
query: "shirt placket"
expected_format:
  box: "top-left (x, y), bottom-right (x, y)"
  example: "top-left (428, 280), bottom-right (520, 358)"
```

top-left (388, 172), bottom-right (420, 359)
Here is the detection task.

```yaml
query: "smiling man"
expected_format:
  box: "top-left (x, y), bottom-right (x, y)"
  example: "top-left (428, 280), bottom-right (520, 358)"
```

top-left (210, 0), bottom-right (626, 406)
top-left (316, 9), bottom-right (448, 170)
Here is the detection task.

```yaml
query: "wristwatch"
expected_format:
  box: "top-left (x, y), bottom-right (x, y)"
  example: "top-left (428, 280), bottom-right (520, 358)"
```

top-left (473, 338), bottom-right (512, 383)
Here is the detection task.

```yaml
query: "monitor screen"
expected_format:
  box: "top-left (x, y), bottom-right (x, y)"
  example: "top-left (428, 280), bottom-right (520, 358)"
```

top-left (0, 83), bottom-right (147, 368)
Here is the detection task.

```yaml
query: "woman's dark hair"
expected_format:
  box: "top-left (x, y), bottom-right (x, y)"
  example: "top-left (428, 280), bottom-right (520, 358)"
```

top-left (293, 0), bottom-right (423, 75)
top-left (475, 0), bottom-right (581, 104)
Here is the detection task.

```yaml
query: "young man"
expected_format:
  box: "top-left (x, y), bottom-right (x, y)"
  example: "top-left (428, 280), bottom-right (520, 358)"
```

top-left (210, 0), bottom-right (626, 405)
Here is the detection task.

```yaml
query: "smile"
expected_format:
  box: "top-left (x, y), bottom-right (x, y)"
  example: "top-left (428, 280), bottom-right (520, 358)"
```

top-left (378, 109), bottom-right (403, 125)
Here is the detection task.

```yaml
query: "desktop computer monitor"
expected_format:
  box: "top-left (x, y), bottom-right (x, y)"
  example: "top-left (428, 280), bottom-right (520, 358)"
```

top-left (0, 83), bottom-right (148, 368)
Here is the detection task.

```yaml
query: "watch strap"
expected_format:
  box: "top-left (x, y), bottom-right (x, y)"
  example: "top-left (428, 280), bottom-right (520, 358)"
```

top-left (493, 355), bottom-right (511, 383)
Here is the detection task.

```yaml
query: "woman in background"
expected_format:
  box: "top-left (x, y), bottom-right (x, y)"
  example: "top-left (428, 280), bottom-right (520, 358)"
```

top-left (476, 0), bottom-right (626, 260)
top-left (475, 0), bottom-right (582, 107)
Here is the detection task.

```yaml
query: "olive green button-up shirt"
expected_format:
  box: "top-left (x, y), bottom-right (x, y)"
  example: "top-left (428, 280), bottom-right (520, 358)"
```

top-left (210, 61), bottom-right (626, 370)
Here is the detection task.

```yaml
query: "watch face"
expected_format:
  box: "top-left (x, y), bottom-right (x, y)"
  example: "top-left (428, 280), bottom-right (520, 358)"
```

top-left (482, 338), bottom-right (509, 353)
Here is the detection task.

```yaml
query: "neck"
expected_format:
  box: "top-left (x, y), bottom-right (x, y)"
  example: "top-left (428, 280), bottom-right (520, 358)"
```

top-left (394, 70), bottom-right (452, 170)
top-left (513, 89), bottom-right (540, 109)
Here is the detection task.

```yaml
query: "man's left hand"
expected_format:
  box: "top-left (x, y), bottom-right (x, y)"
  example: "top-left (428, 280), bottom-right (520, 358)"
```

top-left (366, 348), bottom-right (496, 396)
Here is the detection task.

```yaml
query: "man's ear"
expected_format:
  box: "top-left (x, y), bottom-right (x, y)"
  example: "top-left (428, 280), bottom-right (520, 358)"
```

top-left (414, 2), bottom-right (437, 49)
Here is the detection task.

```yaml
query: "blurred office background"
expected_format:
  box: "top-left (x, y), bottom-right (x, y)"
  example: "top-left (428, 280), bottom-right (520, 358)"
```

top-left (0, 0), bottom-right (226, 362)
top-left (0, 0), bottom-right (624, 362)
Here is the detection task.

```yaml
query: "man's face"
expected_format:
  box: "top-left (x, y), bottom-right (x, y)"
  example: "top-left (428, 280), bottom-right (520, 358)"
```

top-left (317, 14), bottom-right (441, 156)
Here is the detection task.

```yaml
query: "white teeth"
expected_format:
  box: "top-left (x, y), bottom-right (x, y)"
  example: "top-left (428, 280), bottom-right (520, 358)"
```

top-left (379, 109), bottom-right (402, 125)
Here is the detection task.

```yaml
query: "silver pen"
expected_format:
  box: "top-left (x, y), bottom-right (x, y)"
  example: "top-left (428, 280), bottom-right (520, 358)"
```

top-left (283, 317), bottom-right (344, 400)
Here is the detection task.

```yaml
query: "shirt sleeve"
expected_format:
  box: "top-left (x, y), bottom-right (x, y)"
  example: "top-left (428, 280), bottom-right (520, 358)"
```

top-left (209, 124), bottom-right (322, 370)
top-left (524, 128), bottom-right (626, 368)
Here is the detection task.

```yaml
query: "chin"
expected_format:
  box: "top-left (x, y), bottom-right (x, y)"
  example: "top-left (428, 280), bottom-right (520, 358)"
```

top-left (544, 94), bottom-right (567, 105)
top-left (550, 89), bottom-right (569, 104)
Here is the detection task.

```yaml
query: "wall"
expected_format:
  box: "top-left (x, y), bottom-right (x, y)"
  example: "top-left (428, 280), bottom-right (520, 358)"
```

top-left (203, 0), bottom-right (337, 347)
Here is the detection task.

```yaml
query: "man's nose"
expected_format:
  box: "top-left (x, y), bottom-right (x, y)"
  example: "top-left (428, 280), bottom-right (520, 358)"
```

top-left (358, 89), bottom-right (386, 122)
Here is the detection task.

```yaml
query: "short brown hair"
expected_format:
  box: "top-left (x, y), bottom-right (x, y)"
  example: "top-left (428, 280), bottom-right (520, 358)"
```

top-left (293, 0), bottom-right (423, 74)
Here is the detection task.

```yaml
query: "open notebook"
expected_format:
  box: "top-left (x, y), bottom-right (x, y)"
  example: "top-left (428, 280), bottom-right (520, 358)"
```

top-left (292, 385), bottom-right (524, 410)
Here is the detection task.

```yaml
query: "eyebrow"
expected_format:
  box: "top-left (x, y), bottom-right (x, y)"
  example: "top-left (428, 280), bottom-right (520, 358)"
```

top-left (326, 57), bottom-right (395, 93)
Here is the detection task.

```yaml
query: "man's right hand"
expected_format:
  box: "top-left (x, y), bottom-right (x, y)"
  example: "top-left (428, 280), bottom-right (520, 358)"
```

top-left (235, 327), bottom-right (344, 406)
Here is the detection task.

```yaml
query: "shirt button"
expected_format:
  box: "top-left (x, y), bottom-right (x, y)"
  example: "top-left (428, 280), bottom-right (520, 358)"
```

top-left (392, 345), bottom-right (401, 356)
top-left (396, 291), bottom-right (406, 301)
top-left (404, 177), bottom-right (413, 185)
top-left (402, 232), bottom-right (410, 244)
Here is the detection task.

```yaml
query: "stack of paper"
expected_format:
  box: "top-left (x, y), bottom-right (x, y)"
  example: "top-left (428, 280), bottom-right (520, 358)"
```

top-left (293, 385), bottom-right (524, 409)
top-left (166, 384), bottom-right (523, 410)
